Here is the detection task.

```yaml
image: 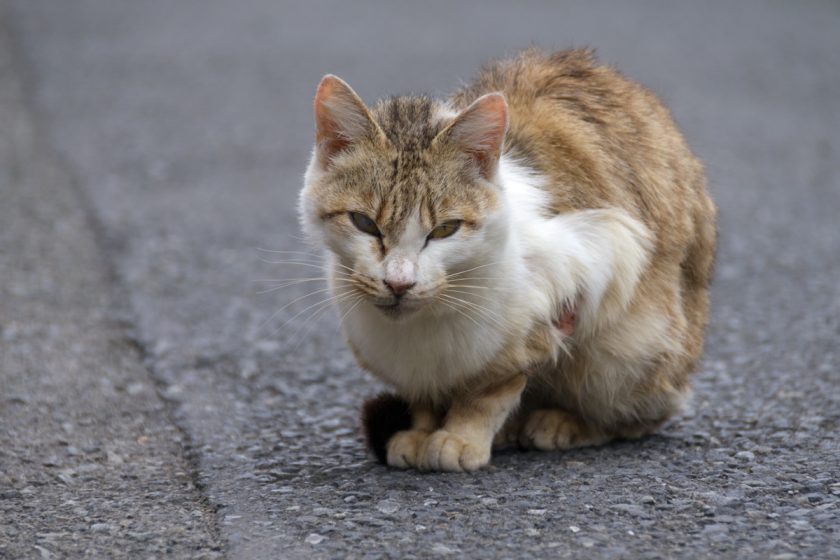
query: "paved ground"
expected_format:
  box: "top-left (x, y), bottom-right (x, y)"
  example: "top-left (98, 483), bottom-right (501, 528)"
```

top-left (2, 1), bottom-right (839, 558)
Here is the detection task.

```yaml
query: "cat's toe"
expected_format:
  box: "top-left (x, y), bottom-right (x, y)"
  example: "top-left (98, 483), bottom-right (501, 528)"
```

top-left (418, 430), bottom-right (490, 472)
top-left (386, 429), bottom-right (428, 469)
top-left (520, 409), bottom-right (579, 450)
top-left (520, 409), bottom-right (610, 450)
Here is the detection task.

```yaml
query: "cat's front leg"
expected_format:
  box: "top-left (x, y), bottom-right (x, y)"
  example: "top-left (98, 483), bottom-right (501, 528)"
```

top-left (386, 405), bottom-right (438, 469)
top-left (418, 373), bottom-right (527, 472)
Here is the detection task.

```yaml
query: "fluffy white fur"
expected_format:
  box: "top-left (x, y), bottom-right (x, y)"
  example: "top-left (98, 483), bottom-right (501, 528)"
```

top-left (301, 156), bottom-right (654, 404)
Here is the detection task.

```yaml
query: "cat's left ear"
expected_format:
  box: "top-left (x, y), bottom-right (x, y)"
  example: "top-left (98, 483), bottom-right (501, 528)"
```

top-left (435, 93), bottom-right (508, 180)
top-left (313, 75), bottom-right (384, 168)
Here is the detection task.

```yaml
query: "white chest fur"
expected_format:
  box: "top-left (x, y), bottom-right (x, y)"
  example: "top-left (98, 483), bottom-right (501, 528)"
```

top-left (342, 296), bottom-right (517, 400)
top-left (335, 158), bottom-right (653, 402)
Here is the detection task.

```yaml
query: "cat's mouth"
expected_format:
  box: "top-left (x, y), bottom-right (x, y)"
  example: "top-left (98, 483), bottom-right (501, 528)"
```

top-left (373, 298), bottom-right (419, 319)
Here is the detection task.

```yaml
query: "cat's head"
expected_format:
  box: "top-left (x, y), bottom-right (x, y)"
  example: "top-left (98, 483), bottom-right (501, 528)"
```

top-left (299, 75), bottom-right (510, 320)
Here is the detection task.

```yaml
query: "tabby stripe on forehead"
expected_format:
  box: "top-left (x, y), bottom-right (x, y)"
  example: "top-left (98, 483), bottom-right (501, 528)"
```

top-left (381, 175), bottom-right (418, 239)
top-left (380, 97), bottom-right (437, 150)
top-left (387, 100), bottom-right (401, 144)
top-left (368, 95), bottom-right (471, 239)
top-left (373, 156), bottom-right (398, 233)
top-left (422, 197), bottom-right (437, 229)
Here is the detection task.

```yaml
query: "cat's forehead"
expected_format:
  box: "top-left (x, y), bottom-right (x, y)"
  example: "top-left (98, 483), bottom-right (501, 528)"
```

top-left (366, 97), bottom-right (472, 234)
top-left (320, 96), bottom-right (498, 238)
top-left (371, 96), bottom-right (448, 151)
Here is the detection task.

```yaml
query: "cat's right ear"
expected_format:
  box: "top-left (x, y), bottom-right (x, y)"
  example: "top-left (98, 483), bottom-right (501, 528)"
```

top-left (433, 93), bottom-right (509, 181)
top-left (313, 75), bottom-right (383, 168)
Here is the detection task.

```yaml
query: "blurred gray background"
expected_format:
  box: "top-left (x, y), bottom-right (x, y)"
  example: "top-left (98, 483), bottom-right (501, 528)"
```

top-left (1, 1), bottom-right (838, 558)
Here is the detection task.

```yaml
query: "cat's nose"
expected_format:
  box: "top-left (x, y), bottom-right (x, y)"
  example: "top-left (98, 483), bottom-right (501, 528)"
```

top-left (384, 279), bottom-right (415, 297)
top-left (384, 257), bottom-right (416, 296)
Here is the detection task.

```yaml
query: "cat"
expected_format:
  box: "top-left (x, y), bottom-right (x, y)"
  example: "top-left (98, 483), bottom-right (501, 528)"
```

top-left (298, 48), bottom-right (716, 472)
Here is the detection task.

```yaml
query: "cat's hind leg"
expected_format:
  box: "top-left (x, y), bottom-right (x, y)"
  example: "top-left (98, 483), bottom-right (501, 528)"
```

top-left (518, 409), bottom-right (610, 450)
top-left (517, 408), bottom-right (664, 451)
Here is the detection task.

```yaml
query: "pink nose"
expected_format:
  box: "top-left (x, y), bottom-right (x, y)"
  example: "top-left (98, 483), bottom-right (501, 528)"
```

top-left (384, 279), bottom-right (415, 296)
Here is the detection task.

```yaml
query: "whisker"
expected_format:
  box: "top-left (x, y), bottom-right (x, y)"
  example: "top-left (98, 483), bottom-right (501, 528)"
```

top-left (267, 287), bottom-right (357, 337)
top-left (446, 288), bottom-right (507, 305)
top-left (255, 259), bottom-right (354, 278)
top-left (438, 294), bottom-right (492, 325)
top-left (336, 295), bottom-right (365, 332)
top-left (287, 290), bottom-right (365, 354)
top-left (258, 232), bottom-right (321, 254)
top-left (258, 257), bottom-right (366, 279)
top-left (443, 290), bottom-right (523, 336)
top-left (446, 277), bottom-right (506, 282)
top-left (259, 285), bottom-right (352, 331)
top-left (446, 284), bottom-right (506, 291)
top-left (445, 261), bottom-right (503, 280)
top-left (254, 276), bottom-right (330, 283)
top-left (257, 258), bottom-right (329, 268)
top-left (439, 293), bottom-right (516, 336)
top-left (331, 261), bottom-right (363, 276)
top-left (255, 278), bottom-right (345, 294)
top-left (274, 233), bottom-right (312, 243)
top-left (254, 276), bottom-right (329, 287)
top-left (286, 291), bottom-right (358, 350)
top-left (436, 297), bottom-right (486, 332)
top-left (256, 248), bottom-right (321, 257)
top-left (440, 292), bottom-right (506, 321)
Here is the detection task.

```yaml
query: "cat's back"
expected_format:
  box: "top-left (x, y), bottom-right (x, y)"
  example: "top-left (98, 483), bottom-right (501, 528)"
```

top-left (451, 48), bottom-right (715, 267)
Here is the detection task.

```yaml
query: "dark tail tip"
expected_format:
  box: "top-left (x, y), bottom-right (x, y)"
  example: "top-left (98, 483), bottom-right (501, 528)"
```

top-left (361, 392), bottom-right (412, 464)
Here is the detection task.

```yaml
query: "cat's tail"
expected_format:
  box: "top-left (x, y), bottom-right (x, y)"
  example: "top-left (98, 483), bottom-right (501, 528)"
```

top-left (361, 392), bottom-right (412, 464)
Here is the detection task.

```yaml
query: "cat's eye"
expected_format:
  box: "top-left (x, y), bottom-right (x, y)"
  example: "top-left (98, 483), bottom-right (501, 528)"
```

top-left (428, 220), bottom-right (463, 240)
top-left (349, 212), bottom-right (381, 237)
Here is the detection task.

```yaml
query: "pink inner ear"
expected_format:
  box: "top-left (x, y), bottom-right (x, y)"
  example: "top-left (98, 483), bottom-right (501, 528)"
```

top-left (473, 94), bottom-right (508, 151)
top-left (313, 75), bottom-right (374, 165)
top-left (315, 113), bottom-right (350, 157)
top-left (449, 93), bottom-right (509, 179)
top-left (314, 76), bottom-right (344, 148)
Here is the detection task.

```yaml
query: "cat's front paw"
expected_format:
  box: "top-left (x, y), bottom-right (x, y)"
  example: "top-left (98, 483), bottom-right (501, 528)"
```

top-left (386, 429), bottom-right (429, 469)
top-left (418, 430), bottom-right (490, 472)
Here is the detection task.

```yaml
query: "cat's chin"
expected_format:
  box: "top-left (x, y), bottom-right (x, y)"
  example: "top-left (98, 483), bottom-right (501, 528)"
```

top-left (373, 301), bottom-right (421, 321)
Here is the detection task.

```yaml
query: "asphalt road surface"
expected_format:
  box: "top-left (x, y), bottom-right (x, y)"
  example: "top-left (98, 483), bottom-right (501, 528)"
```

top-left (2, 1), bottom-right (839, 558)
